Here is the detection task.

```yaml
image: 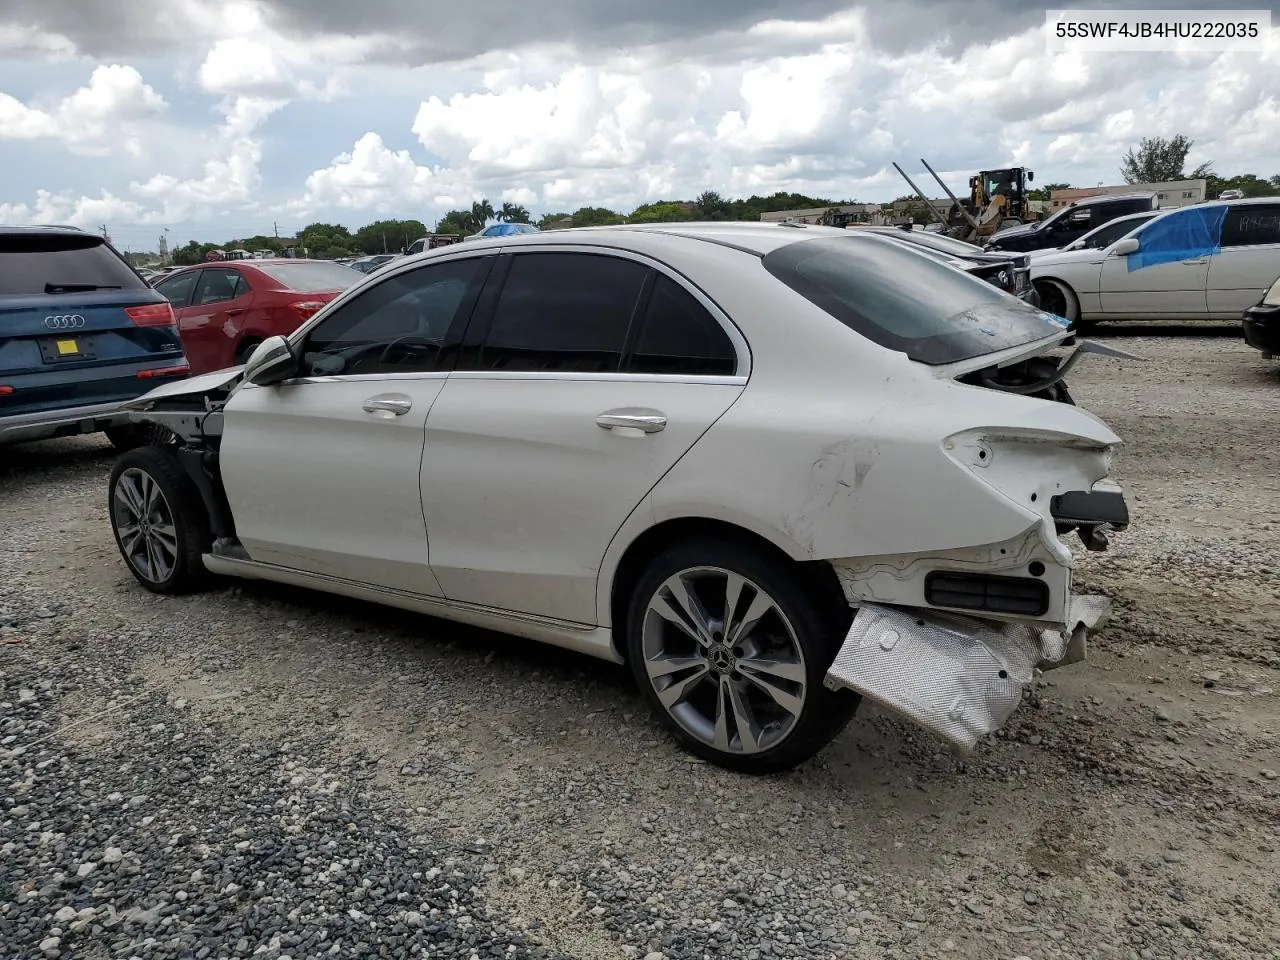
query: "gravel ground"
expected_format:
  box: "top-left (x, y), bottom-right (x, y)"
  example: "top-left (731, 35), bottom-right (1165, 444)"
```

top-left (2, 326), bottom-right (1279, 960)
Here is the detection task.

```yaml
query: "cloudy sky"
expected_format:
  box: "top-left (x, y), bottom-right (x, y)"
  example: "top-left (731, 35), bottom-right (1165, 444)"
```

top-left (1, 0), bottom-right (1277, 250)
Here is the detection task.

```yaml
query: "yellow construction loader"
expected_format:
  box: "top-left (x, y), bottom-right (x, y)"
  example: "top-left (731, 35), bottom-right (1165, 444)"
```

top-left (893, 160), bottom-right (1036, 243)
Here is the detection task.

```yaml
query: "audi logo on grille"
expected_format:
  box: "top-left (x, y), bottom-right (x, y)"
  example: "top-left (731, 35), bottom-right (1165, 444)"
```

top-left (44, 315), bottom-right (87, 330)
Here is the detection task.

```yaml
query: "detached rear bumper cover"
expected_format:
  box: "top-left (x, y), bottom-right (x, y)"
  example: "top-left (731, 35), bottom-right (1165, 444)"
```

top-left (824, 595), bottom-right (1111, 751)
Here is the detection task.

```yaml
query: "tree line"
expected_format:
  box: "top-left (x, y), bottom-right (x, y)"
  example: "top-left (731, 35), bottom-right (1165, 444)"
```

top-left (163, 142), bottom-right (1278, 264)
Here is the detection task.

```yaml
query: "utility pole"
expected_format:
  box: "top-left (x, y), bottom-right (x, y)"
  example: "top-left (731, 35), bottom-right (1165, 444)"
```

top-left (273, 221), bottom-right (279, 238)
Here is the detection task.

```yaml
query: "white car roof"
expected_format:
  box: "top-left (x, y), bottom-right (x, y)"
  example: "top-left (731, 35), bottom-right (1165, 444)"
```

top-left (482, 221), bottom-right (858, 257)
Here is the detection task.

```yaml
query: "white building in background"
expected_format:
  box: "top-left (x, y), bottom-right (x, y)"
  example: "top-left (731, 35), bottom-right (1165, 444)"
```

top-left (1050, 179), bottom-right (1207, 210)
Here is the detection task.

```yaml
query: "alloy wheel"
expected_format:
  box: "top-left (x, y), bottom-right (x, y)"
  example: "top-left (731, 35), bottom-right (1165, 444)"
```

top-left (112, 467), bottom-right (179, 585)
top-left (640, 566), bottom-right (808, 755)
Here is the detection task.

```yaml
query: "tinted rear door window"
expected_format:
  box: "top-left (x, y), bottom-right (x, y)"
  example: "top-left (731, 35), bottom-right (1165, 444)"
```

top-left (1221, 204), bottom-right (1280, 247)
top-left (191, 269), bottom-right (248, 306)
top-left (0, 233), bottom-right (147, 296)
top-left (475, 252), bottom-right (649, 372)
top-left (625, 274), bottom-right (737, 376)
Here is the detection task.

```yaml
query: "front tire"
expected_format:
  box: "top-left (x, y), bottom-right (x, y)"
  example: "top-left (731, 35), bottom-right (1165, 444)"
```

top-left (108, 446), bottom-right (213, 594)
top-left (626, 538), bottom-right (859, 774)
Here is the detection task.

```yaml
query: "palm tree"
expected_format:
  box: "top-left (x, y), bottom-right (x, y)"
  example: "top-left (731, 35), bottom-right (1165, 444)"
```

top-left (499, 202), bottom-right (531, 224)
top-left (469, 199), bottom-right (495, 232)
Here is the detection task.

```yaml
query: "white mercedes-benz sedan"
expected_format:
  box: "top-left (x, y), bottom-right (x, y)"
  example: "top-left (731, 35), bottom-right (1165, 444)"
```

top-left (107, 222), bottom-right (1131, 774)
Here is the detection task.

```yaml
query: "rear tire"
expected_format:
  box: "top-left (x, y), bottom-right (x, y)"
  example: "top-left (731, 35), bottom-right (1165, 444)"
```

top-left (625, 537), bottom-right (859, 774)
top-left (108, 446), bottom-right (213, 594)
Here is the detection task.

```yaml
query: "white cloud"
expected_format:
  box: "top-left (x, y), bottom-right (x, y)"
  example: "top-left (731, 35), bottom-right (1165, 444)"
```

top-left (291, 132), bottom-right (436, 213)
top-left (0, 64), bottom-right (167, 154)
top-left (127, 96), bottom-right (286, 222)
top-left (0, 22), bottom-right (76, 58)
top-left (2, 7), bottom-right (1279, 241)
top-left (0, 189), bottom-right (151, 228)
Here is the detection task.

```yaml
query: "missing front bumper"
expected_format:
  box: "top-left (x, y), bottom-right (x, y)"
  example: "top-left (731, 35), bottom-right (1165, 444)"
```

top-left (823, 596), bottom-right (1111, 752)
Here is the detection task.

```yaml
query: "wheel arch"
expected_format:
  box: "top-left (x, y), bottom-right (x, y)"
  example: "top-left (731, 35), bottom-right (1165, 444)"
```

top-left (603, 515), bottom-right (848, 662)
top-left (1032, 275), bottom-right (1082, 321)
top-left (233, 333), bottom-right (265, 363)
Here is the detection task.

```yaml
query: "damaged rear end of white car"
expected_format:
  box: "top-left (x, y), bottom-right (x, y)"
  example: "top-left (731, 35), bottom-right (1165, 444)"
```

top-left (652, 228), bottom-right (1137, 758)
top-left (823, 413), bottom-right (1128, 751)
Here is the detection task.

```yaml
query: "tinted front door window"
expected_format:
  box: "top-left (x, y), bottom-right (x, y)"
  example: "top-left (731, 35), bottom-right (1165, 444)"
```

top-left (300, 256), bottom-right (488, 376)
top-left (477, 252), bottom-right (649, 372)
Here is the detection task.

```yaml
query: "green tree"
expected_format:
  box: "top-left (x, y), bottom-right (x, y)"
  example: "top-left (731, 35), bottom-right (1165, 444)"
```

top-left (239, 234), bottom-right (285, 255)
top-left (297, 222), bottom-right (353, 258)
top-left (570, 206), bottom-right (625, 228)
top-left (435, 210), bottom-right (471, 235)
top-left (536, 211), bottom-right (573, 229)
top-left (1199, 171), bottom-right (1278, 199)
top-left (352, 219), bottom-right (428, 254)
top-left (627, 201), bottom-right (694, 224)
top-left (694, 190), bottom-right (730, 220)
top-left (170, 240), bottom-right (221, 266)
top-left (1027, 181), bottom-right (1072, 201)
top-left (498, 202), bottom-right (531, 224)
top-left (1121, 135), bottom-right (1199, 183)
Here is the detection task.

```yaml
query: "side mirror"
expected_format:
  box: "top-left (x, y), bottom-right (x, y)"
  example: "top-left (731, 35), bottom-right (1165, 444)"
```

top-left (1111, 237), bottom-right (1140, 256)
top-left (1027, 170), bottom-right (1035, 183)
top-left (242, 335), bottom-right (296, 385)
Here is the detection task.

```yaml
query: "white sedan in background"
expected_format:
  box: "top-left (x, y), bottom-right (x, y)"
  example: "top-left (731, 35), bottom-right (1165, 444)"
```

top-left (107, 223), bottom-right (1130, 774)
top-left (1031, 197), bottom-right (1280, 332)
top-left (1025, 211), bottom-right (1158, 260)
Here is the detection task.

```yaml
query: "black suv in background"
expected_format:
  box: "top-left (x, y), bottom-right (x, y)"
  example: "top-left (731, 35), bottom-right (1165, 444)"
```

top-left (985, 192), bottom-right (1160, 253)
top-left (0, 226), bottom-right (189, 450)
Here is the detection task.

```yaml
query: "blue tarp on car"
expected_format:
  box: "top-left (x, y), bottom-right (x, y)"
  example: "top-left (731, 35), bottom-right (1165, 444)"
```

top-left (1128, 204), bottom-right (1228, 272)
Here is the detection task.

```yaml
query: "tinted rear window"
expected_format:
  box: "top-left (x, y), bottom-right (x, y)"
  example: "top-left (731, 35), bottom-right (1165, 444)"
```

top-left (0, 232), bottom-right (147, 296)
top-left (762, 235), bottom-right (1066, 365)
top-left (253, 262), bottom-right (363, 292)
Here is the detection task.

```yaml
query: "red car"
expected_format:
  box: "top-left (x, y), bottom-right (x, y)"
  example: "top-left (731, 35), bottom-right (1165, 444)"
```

top-left (152, 259), bottom-right (361, 374)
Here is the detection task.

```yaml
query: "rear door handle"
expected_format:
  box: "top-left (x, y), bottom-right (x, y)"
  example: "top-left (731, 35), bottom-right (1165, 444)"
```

top-left (224, 307), bottom-right (245, 316)
top-left (363, 393), bottom-right (413, 417)
top-left (1182, 258), bottom-right (1208, 264)
top-left (596, 408), bottom-right (667, 434)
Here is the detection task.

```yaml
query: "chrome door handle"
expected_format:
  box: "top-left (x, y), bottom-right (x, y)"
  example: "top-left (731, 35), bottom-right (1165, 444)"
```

top-left (362, 394), bottom-right (412, 417)
top-left (596, 408), bottom-right (667, 434)
top-left (1181, 258), bottom-right (1208, 264)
